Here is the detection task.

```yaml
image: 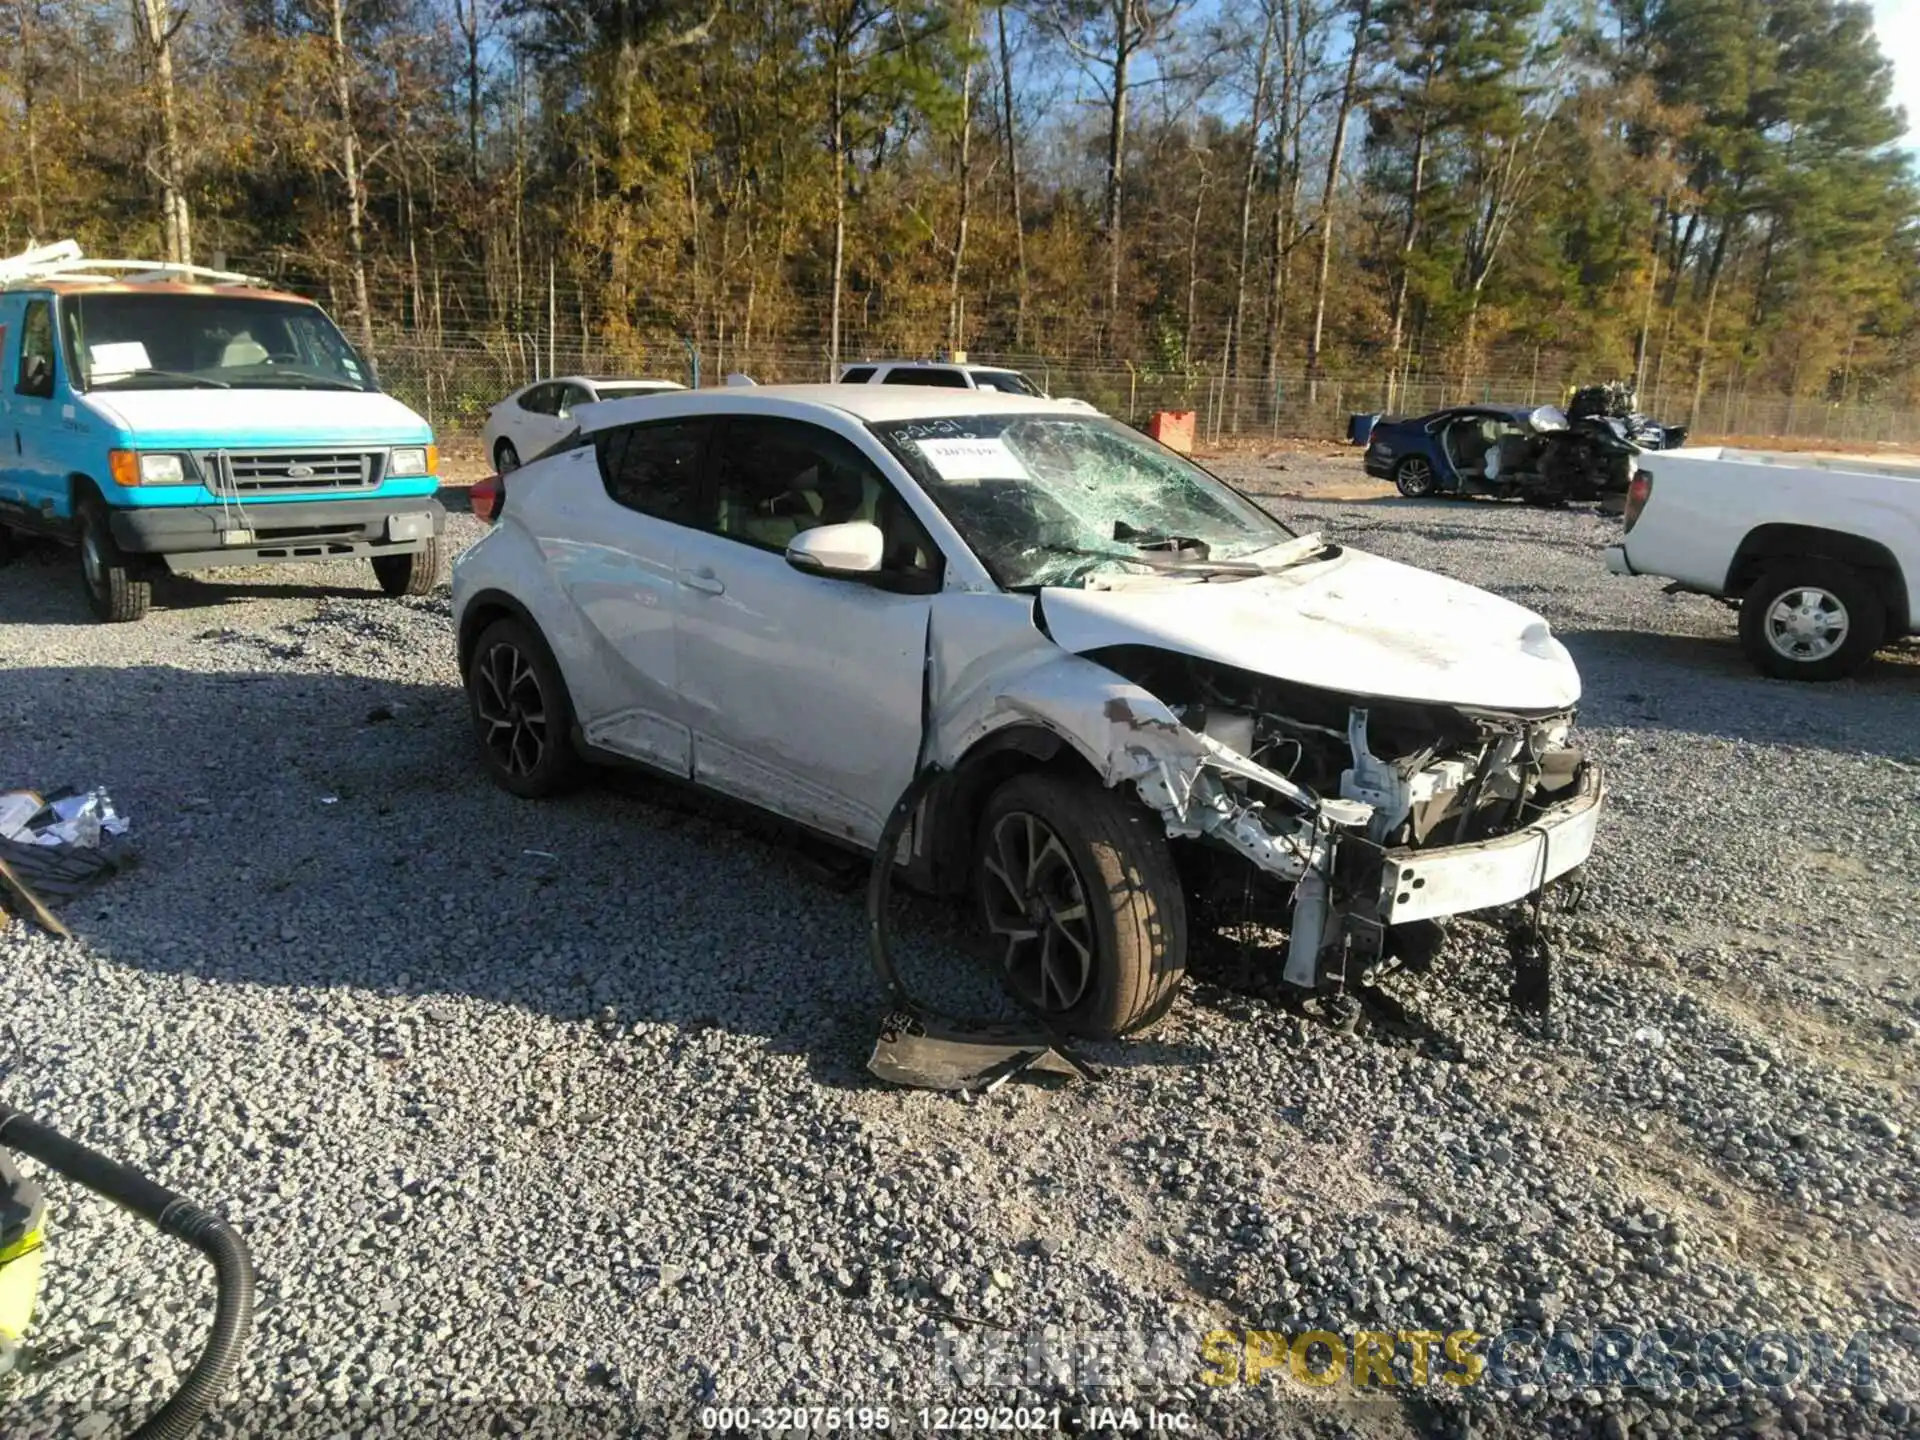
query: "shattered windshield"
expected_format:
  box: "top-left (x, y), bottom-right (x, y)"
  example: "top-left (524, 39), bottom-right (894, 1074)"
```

top-left (874, 413), bottom-right (1297, 589)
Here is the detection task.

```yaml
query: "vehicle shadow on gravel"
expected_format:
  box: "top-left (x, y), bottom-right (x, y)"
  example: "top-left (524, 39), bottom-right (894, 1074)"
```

top-left (0, 661), bottom-right (1206, 1089)
top-left (0, 535), bottom-right (392, 623)
top-left (1564, 628), bottom-right (1920, 759)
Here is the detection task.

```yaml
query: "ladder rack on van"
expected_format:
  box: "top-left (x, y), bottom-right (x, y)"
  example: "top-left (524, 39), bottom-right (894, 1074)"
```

top-left (0, 240), bottom-right (267, 291)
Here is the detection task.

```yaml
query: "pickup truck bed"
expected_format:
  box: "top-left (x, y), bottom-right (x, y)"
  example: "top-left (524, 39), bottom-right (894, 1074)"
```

top-left (1604, 446), bottom-right (1920, 680)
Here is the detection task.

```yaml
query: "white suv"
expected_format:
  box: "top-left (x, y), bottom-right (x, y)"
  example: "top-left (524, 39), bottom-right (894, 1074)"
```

top-left (836, 359), bottom-right (1046, 394)
top-left (452, 387), bottom-right (1602, 1035)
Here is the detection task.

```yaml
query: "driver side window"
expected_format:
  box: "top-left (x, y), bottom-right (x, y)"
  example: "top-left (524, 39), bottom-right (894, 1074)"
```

top-left (708, 417), bottom-right (941, 588)
top-left (17, 299), bottom-right (55, 399)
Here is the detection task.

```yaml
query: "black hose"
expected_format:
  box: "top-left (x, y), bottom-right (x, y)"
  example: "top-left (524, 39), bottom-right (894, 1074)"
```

top-left (0, 1105), bottom-right (255, 1440)
top-left (866, 763), bottom-right (948, 1009)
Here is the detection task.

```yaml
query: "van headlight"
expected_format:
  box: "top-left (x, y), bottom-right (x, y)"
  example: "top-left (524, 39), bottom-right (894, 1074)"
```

top-left (108, 451), bottom-right (190, 486)
top-left (388, 445), bottom-right (437, 478)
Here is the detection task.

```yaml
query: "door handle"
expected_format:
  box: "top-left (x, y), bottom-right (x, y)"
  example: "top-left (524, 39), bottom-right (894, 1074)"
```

top-left (679, 569), bottom-right (725, 595)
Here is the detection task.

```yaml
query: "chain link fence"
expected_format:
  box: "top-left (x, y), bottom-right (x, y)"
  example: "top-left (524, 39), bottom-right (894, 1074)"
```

top-left (370, 329), bottom-right (1920, 450)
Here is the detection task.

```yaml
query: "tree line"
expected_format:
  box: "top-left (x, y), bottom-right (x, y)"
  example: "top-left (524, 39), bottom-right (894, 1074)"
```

top-left (0, 0), bottom-right (1914, 426)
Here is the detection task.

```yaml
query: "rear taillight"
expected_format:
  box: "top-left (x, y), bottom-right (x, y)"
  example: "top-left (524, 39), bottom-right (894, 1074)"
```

top-left (1623, 470), bottom-right (1653, 532)
top-left (471, 474), bottom-right (504, 523)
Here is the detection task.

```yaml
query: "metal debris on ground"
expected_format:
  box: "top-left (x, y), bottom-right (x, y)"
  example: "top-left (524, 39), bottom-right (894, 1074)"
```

top-left (864, 767), bottom-right (1098, 1095)
top-left (0, 787), bottom-right (132, 937)
top-left (0, 787), bottom-right (127, 849)
top-left (868, 1010), bottom-right (1095, 1093)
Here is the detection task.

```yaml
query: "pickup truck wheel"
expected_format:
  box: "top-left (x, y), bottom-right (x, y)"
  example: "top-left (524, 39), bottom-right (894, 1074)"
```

top-left (1739, 560), bottom-right (1885, 681)
top-left (975, 774), bottom-right (1187, 1038)
top-left (466, 616), bottom-right (582, 797)
top-left (1394, 456), bottom-right (1437, 498)
top-left (78, 502), bottom-right (151, 623)
top-left (372, 537), bottom-right (445, 597)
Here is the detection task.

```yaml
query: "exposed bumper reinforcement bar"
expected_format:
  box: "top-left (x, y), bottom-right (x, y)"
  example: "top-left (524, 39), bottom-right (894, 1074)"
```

top-left (1376, 765), bottom-right (1604, 925)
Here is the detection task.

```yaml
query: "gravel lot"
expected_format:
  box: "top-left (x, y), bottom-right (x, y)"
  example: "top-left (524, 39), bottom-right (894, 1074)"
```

top-left (1, 452), bottom-right (1916, 1439)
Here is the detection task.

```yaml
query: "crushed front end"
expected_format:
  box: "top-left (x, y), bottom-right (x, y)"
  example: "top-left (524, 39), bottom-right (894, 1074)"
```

top-left (1087, 648), bottom-right (1604, 997)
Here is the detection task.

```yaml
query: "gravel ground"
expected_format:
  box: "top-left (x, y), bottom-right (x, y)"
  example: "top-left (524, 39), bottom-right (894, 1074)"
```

top-left (1, 456), bottom-right (1916, 1440)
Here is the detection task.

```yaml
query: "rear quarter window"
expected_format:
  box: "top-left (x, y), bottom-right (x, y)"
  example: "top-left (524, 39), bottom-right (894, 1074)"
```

top-left (595, 417), bottom-right (711, 526)
top-left (882, 368), bottom-right (969, 388)
top-left (839, 367), bottom-right (876, 384)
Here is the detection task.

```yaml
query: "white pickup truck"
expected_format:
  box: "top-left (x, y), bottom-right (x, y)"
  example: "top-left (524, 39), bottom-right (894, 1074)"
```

top-left (1604, 447), bottom-right (1919, 680)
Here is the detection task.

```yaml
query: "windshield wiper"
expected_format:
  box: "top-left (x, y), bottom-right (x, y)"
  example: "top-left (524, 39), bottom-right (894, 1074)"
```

top-left (90, 368), bottom-right (230, 390)
top-left (239, 374), bottom-right (368, 392)
top-left (1025, 541), bottom-right (1267, 580)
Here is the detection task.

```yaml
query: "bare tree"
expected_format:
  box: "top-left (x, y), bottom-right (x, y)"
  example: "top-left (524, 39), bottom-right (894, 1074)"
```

top-left (1303, 0), bottom-right (1368, 399)
top-left (947, 0), bottom-right (978, 350)
top-left (453, 0), bottom-right (489, 181)
top-left (996, 3), bottom-right (1028, 346)
top-left (1036, 0), bottom-right (1190, 347)
top-left (128, 0), bottom-right (191, 263)
top-left (321, 0), bottom-right (374, 356)
top-left (1225, 7), bottom-right (1275, 386)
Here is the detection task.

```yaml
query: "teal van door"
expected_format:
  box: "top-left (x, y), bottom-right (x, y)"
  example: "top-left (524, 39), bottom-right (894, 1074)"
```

top-left (9, 296), bottom-right (63, 522)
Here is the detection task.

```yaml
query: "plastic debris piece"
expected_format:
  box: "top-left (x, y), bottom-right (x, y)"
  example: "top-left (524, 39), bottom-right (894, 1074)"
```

top-left (0, 788), bottom-right (127, 849)
top-left (868, 1011), bottom-right (1095, 1093)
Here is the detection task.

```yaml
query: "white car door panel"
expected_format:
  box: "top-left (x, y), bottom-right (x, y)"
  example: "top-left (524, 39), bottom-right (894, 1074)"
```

top-left (674, 531), bottom-right (928, 844)
top-left (535, 421), bottom-right (712, 776)
top-left (672, 416), bottom-right (942, 846)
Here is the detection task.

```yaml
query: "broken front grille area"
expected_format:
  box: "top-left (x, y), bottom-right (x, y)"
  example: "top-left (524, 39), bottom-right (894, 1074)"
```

top-left (203, 450), bottom-right (384, 495)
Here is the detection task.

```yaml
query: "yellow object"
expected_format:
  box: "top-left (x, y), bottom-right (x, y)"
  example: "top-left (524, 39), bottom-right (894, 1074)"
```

top-left (108, 448), bottom-right (141, 487)
top-left (0, 1224), bottom-right (44, 1344)
top-left (1, 1155), bottom-right (45, 1343)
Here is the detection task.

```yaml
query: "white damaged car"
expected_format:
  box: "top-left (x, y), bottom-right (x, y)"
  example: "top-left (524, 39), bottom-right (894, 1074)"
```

top-left (452, 388), bottom-right (1604, 1036)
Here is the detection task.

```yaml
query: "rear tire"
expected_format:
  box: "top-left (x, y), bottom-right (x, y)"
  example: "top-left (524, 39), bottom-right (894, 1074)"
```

top-left (466, 616), bottom-right (582, 798)
top-left (372, 536), bottom-right (445, 597)
top-left (1394, 456), bottom-right (1437, 499)
top-left (1738, 559), bottom-right (1884, 682)
top-left (974, 773), bottom-right (1187, 1038)
top-left (494, 439), bottom-right (521, 474)
top-left (78, 500), bottom-right (151, 623)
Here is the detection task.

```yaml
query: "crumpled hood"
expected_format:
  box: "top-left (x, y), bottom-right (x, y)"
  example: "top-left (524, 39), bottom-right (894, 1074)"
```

top-left (84, 389), bottom-right (432, 448)
top-left (1039, 546), bottom-right (1582, 712)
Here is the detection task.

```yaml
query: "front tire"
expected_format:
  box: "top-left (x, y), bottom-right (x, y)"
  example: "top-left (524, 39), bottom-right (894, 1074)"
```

top-left (372, 537), bottom-right (445, 597)
top-left (78, 500), bottom-right (151, 623)
top-left (1739, 559), bottom-right (1885, 682)
top-left (975, 773), bottom-right (1187, 1038)
top-left (466, 616), bottom-right (582, 797)
top-left (1394, 456), bottom-right (1438, 499)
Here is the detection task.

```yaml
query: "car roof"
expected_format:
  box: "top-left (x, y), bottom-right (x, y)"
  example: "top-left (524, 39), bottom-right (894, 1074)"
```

top-left (573, 383), bottom-right (1083, 432)
top-left (848, 359), bottom-right (1024, 373)
top-left (36, 281), bottom-right (313, 305)
top-left (526, 375), bottom-right (680, 389)
top-left (1440, 403), bottom-right (1538, 421)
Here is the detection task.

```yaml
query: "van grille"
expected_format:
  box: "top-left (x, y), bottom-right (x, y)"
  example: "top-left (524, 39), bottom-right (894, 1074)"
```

top-left (207, 451), bottom-right (382, 494)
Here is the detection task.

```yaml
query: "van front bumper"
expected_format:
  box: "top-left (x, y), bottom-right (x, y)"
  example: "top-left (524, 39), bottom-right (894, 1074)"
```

top-left (109, 496), bottom-right (444, 571)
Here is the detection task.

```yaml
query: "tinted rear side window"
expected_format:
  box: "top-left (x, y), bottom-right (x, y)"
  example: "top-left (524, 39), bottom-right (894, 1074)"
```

top-left (839, 367), bottom-right (875, 384)
top-left (882, 367), bottom-right (968, 388)
top-left (596, 418), bottom-right (711, 526)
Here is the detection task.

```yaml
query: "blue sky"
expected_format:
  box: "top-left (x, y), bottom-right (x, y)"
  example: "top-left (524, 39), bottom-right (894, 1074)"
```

top-left (1875, 0), bottom-right (1918, 143)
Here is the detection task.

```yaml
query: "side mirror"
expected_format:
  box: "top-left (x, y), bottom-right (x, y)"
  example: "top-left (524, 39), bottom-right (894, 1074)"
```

top-left (786, 521), bottom-right (885, 579)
